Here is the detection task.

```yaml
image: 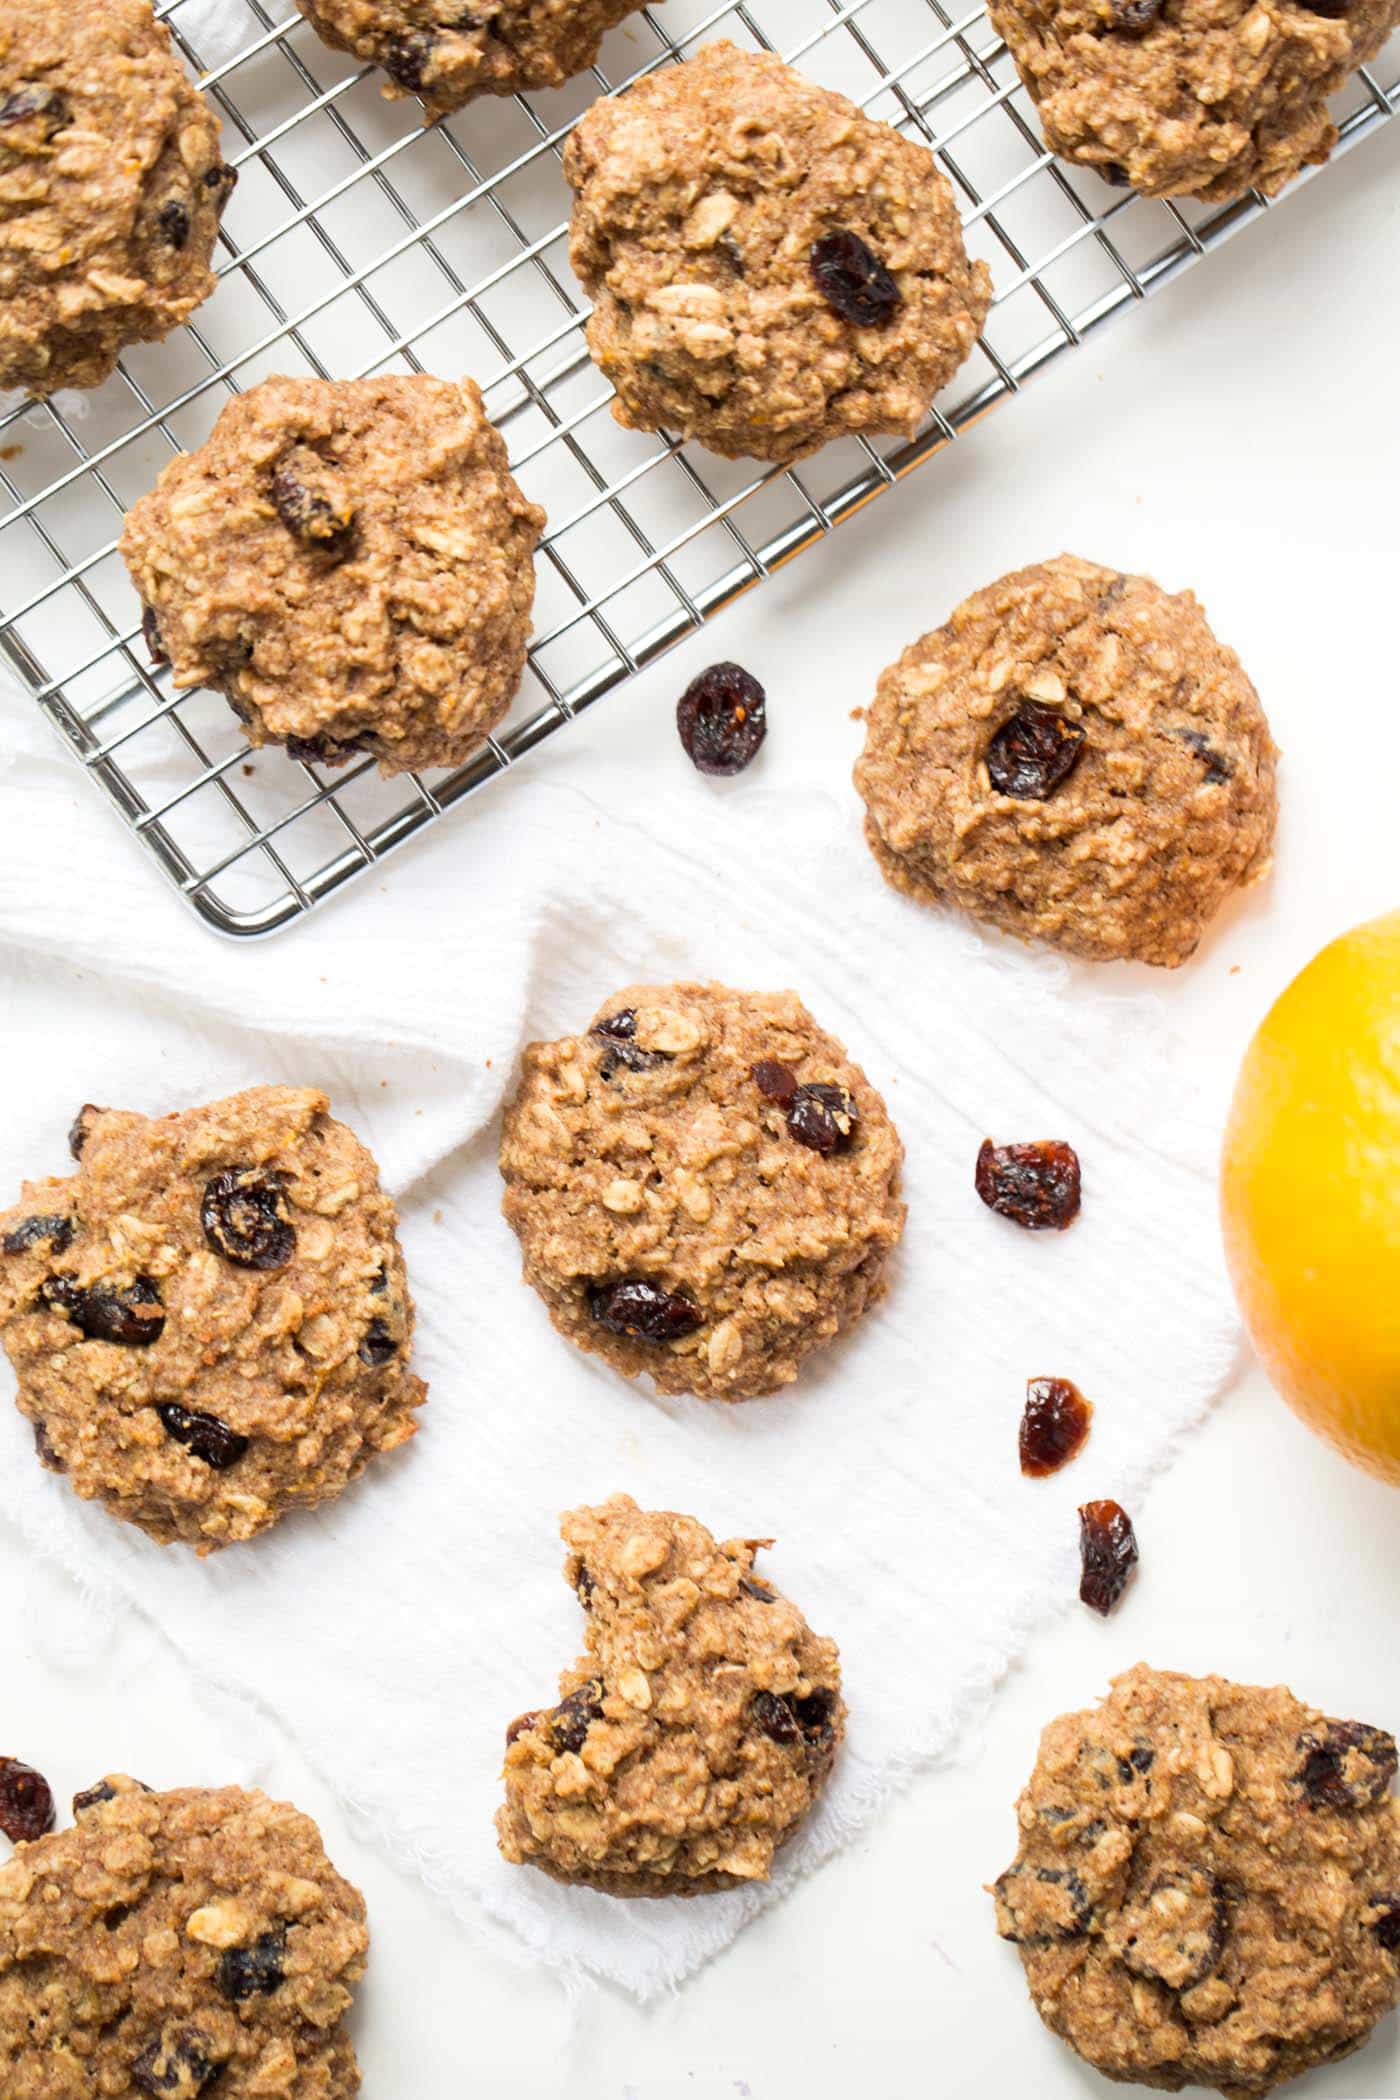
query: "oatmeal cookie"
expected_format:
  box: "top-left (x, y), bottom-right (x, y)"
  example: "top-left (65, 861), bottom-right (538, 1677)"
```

top-left (0, 0), bottom-right (235, 398)
top-left (0, 1085), bottom-right (425, 1551)
top-left (119, 373), bottom-right (545, 776)
top-left (0, 1774), bottom-right (367, 2097)
top-left (563, 42), bottom-right (991, 463)
top-left (993, 1665), bottom-right (1400, 2095)
top-left (498, 981), bottom-right (906, 1400)
top-left (854, 554), bottom-right (1278, 966)
top-left (294, 0), bottom-right (654, 120)
top-left (498, 1495), bottom-right (845, 1895)
top-left (990, 0), bottom-right (1399, 202)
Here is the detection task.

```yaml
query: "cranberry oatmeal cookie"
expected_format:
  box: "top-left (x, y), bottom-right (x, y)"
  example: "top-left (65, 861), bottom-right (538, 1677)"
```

top-left (499, 981), bottom-right (906, 1400)
top-left (0, 1086), bottom-right (425, 1551)
top-left (0, 1774), bottom-right (367, 2097)
top-left (563, 42), bottom-right (991, 463)
top-left (120, 373), bottom-right (545, 776)
top-left (993, 1665), bottom-right (1400, 2095)
top-left (294, 0), bottom-right (655, 120)
top-left (0, 0), bottom-right (235, 397)
top-left (498, 1496), bottom-right (845, 1895)
top-left (854, 554), bottom-right (1278, 966)
top-left (990, 0), bottom-right (1400, 202)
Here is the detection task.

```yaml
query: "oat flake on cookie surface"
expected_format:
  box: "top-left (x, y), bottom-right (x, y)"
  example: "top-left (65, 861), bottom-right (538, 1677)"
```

top-left (0, 0), bottom-right (236, 398)
top-left (994, 1665), bottom-right (1400, 2096)
top-left (854, 553), bottom-right (1279, 966)
top-left (498, 981), bottom-right (906, 1401)
top-left (0, 1085), bottom-right (425, 1551)
top-left (564, 42), bottom-right (992, 463)
top-left (0, 1774), bottom-right (368, 2098)
top-left (120, 373), bottom-right (545, 777)
top-left (498, 1495), bottom-right (845, 1895)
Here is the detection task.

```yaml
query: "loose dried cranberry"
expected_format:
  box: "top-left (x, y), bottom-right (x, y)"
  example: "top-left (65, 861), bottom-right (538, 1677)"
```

top-left (987, 701), bottom-right (1087, 799)
top-left (156, 198), bottom-right (191, 249)
top-left (217, 1927), bottom-right (286, 2000)
top-left (1078, 1500), bottom-right (1138, 1615)
top-left (550, 1681), bottom-right (604, 1754)
top-left (68, 1104), bottom-right (103, 1160)
top-left (1296, 1721), bottom-right (1398, 1810)
top-left (131, 2026), bottom-right (221, 2097)
top-left (810, 229), bottom-right (901, 328)
top-left (0, 1757), bottom-right (55, 1843)
top-left (751, 1690), bottom-right (801, 1744)
top-left (384, 29), bottom-right (438, 88)
top-left (975, 1139), bottom-right (1081, 1230)
top-left (995, 1862), bottom-right (1093, 1943)
top-left (1371, 1898), bottom-right (1400, 1951)
top-left (1020, 1377), bottom-right (1093, 1477)
top-left (201, 1169), bottom-right (295, 1270)
top-left (0, 87), bottom-right (70, 138)
top-left (2, 1213), bottom-right (75, 1256)
top-left (592, 1009), bottom-right (667, 1078)
top-left (787, 1083), bottom-right (858, 1156)
top-left (1177, 728), bottom-right (1232, 783)
top-left (588, 1278), bottom-right (703, 1343)
top-left (271, 461), bottom-right (355, 550)
top-left (358, 1318), bottom-right (397, 1367)
top-left (156, 1402), bottom-right (248, 1470)
top-left (42, 1274), bottom-right (165, 1347)
top-left (1109, 0), bottom-right (1163, 28)
top-left (752, 1060), bottom-right (799, 1108)
top-left (676, 663), bottom-right (767, 776)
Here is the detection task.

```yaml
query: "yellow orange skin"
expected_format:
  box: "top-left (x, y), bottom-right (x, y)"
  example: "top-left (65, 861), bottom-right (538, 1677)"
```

top-left (1221, 910), bottom-right (1400, 1484)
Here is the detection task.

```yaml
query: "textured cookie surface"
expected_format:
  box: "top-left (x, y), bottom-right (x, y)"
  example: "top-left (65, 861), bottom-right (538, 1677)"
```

top-left (294, 0), bottom-right (653, 117)
top-left (990, 0), bottom-right (1399, 202)
top-left (0, 1085), bottom-right (425, 1550)
top-left (0, 1775), bottom-right (367, 2097)
top-left (0, 0), bottom-right (234, 397)
top-left (120, 373), bottom-right (545, 776)
top-left (854, 553), bottom-right (1278, 966)
top-left (994, 1666), bottom-right (1400, 2096)
top-left (564, 42), bottom-right (991, 462)
top-left (499, 981), bottom-right (906, 1400)
top-left (498, 1495), bottom-right (845, 1894)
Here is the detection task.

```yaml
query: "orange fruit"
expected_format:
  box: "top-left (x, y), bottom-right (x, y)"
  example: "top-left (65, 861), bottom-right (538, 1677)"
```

top-left (1221, 910), bottom-right (1400, 1483)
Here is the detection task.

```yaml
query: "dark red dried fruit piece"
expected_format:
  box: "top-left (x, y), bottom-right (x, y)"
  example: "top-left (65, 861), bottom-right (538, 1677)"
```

top-left (156, 1402), bottom-right (248, 1470)
top-left (1177, 728), bottom-right (1232, 784)
top-left (131, 2025), bottom-right (221, 2098)
top-left (42, 1274), bottom-right (165, 1347)
top-left (68, 1104), bottom-right (104, 1160)
top-left (505, 1710), bottom-right (541, 1746)
top-left (0, 1757), bottom-right (55, 1843)
top-left (550, 1680), bottom-right (604, 1754)
top-left (1101, 161), bottom-right (1132, 187)
top-left (1117, 1868), bottom-right (1226, 1990)
top-left (156, 198), bottom-right (191, 249)
top-left (1296, 1720), bottom-right (1398, 1809)
top-left (358, 1318), bottom-right (397, 1367)
top-left (1299, 0), bottom-right (1349, 13)
top-left (217, 1927), bottom-right (286, 2001)
top-left (1370, 1897), bottom-right (1400, 1951)
top-left (588, 1277), bottom-right (703, 1343)
top-left (986, 701), bottom-right (1087, 799)
top-left (751, 1689), bottom-right (801, 1745)
top-left (384, 29), bottom-right (438, 89)
top-left (201, 1168), bottom-right (295, 1271)
top-left (976, 1138), bottom-right (1081, 1230)
top-left (0, 87), bottom-right (71, 139)
top-left (787, 1083), bottom-right (858, 1157)
top-left (752, 1060), bottom-right (799, 1108)
top-left (1078, 1500), bottom-right (1138, 1615)
top-left (32, 1420), bottom-right (65, 1472)
top-left (995, 1861), bottom-right (1093, 1943)
top-left (592, 1008), bottom-right (669, 1078)
top-left (810, 228), bottom-right (901, 328)
top-left (575, 1564), bottom-right (595, 1607)
top-left (739, 1575), bottom-right (777, 1603)
top-left (271, 458), bottom-right (355, 551)
top-left (1109, 0), bottom-right (1164, 27)
top-left (676, 662), bottom-right (767, 777)
top-left (204, 162), bottom-right (239, 211)
top-left (1020, 1377), bottom-right (1093, 1477)
top-left (791, 1689), bottom-right (837, 1743)
top-left (285, 732), bottom-right (374, 767)
top-left (3, 1213), bottom-right (75, 1256)
top-left (141, 604), bottom-right (168, 665)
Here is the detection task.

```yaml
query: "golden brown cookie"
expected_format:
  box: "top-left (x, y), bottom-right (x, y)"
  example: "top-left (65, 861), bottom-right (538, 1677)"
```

top-left (0, 1086), bottom-right (425, 1551)
top-left (0, 1775), bottom-right (367, 2097)
top-left (498, 1495), bottom-right (845, 1895)
top-left (564, 42), bottom-right (991, 463)
top-left (119, 373), bottom-right (545, 777)
top-left (854, 554), bottom-right (1278, 966)
top-left (0, 0), bottom-right (235, 396)
top-left (498, 982), bottom-right (906, 1400)
top-left (993, 1666), bottom-right (1400, 2095)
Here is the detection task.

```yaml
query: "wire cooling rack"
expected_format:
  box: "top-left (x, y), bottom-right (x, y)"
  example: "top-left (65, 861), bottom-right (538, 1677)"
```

top-left (1, 2), bottom-right (1395, 935)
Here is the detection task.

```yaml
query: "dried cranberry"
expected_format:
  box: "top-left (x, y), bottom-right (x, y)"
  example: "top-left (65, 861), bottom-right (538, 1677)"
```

top-left (975, 1139), bottom-right (1081, 1230)
top-left (1101, 161), bottom-right (1132, 187)
top-left (0, 87), bottom-right (70, 138)
top-left (156, 1402), bottom-right (248, 1470)
top-left (1020, 1377), bottom-right (1093, 1477)
top-left (2, 1213), bottom-right (74, 1256)
top-left (575, 1564), bottom-right (595, 1607)
top-left (217, 1927), bottom-right (286, 2001)
top-left (285, 733), bottom-right (372, 767)
top-left (1296, 1721), bottom-right (1398, 1809)
top-left (995, 1862), bottom-right (1093, 1943)
top-left (739, 1575), bottom-right (777, 1603)
top-left (550, 1681), bottom-right (604, 1755)
top-left (1116, 1869), bottom-right (1225, 1991)
top-left (131, 2025), bottom-right (221, 2097)
top-left (271, 460), bottom-right (355, 550)
top-left (1109, 0), bottom-right (1163, 27)
top-left (505, 1710), bottom-right (540, 1745)
top-left (787, 1083), bottom-right (858, 1156)
top-left (358, 1318), bottom-right (397, 1367)
top-left (42, 1274), bottom-right (164, 1347)
top-left (73, 1780), bottom-right (119, 1815)
top-left (592, 1009), bottom-right (667, 1078)
top-left (810, 229), bottom-right (901, 328)
top-left (676, 663), bottom-right (767, 776)
top-left (752, 1060), bottom-right (799, 1108)
top-left (204, 163), bottom-right (238, 208)
top-left (1299, 0), bottom-right (1348, 12)
top-left (68, 1104), bottom-right (104, 1159)
top-left (201, 1169), bottom-right (295, 1270)
top-left (751, 1690), bottom-right (801, 1745)
top-left (1371, 1898), bottom-right (1400, 1951)
top-left (1078, 1500), bottom-right (1138, 1615)
top-left (156, 198), bottom-right (191, 249)
top-left (1177, 728), bottom-right (1232, 784)
top-left (384, 29), bottom-right (437, 88)
top-left (986, 701), bottom-right (1087, 799)
top-left (791, 1689), bottom-right (837, 1743)
top-left (0, 1758), bottom-right (55, 1843)
top-left (587, 1278), bottom-right (702, 1343)
top-left (32, 1420), bottom-right (65, 1472)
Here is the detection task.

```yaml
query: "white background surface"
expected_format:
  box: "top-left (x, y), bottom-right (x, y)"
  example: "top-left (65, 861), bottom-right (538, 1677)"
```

top-left (4, 114), bottom-right (1400, 2100)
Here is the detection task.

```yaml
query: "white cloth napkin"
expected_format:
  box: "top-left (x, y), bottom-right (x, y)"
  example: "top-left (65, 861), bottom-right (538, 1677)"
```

top-left (0, 680), bottom-right (1239, 1997)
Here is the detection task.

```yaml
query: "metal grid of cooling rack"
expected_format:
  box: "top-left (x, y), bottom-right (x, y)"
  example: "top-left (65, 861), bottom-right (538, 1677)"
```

top-left (2, 2), bottom-right (1396, 936)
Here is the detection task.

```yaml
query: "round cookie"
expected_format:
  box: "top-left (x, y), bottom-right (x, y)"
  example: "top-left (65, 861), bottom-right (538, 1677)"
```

top-left (993, 1665), bottom-right (1400, 2095)
top-left (498, 981), bottom-right (906, 1400)
top-left (0, 1085), bottom-right (426, 1551)
top-left (990, 0), bottom-right (1400, 203)
top-left (293, 0), bottom-right (655, 120)
top-left (854, 554), bottom-right (1278, 966)
top-left (498, 1495), bottom-right (845, 1895)
top-left (563, 42), bottom-right (992, 464)
top-left (0, 1774), bottom-right (367, 2097)
top-left (119, 373), bottom-right (545, 776)
top-left (0, 0), bottom-right (235, 398)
